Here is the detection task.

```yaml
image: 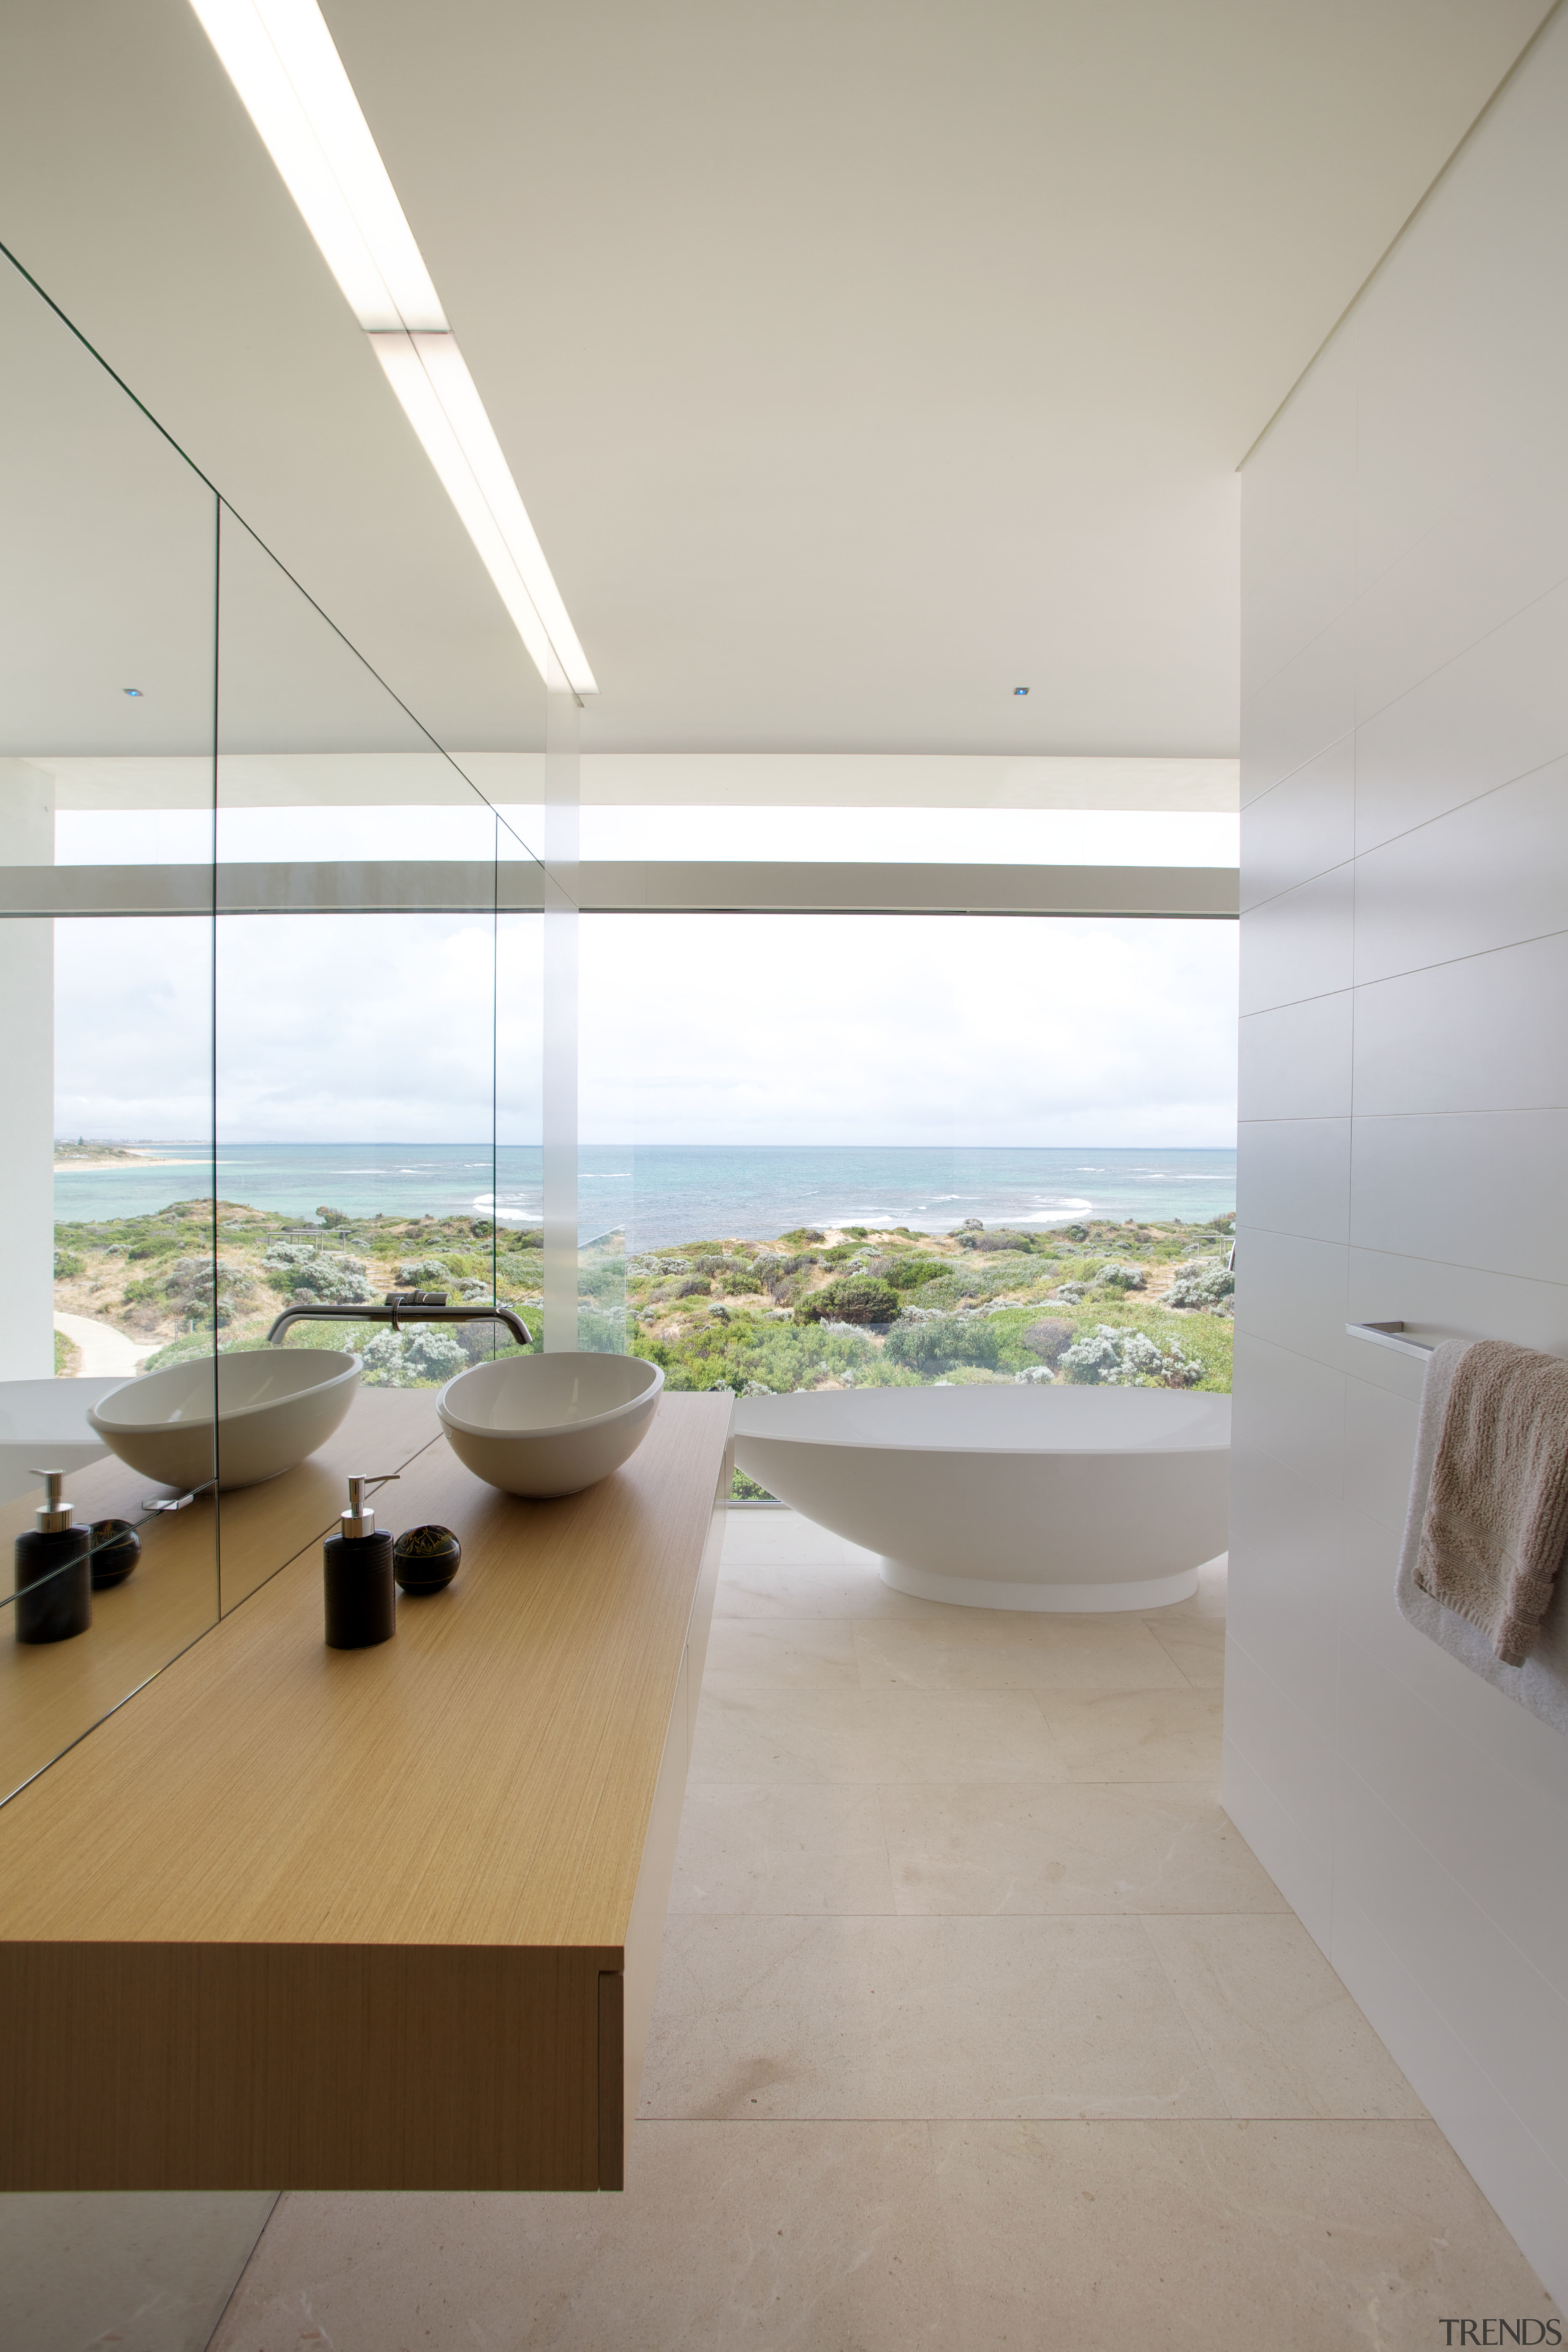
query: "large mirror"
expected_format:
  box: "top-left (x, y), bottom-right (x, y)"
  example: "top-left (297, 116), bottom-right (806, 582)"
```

top-left (0, 245), bottom-right (219, 1801)
top-left (0, 247), bottom-right (554, 1800)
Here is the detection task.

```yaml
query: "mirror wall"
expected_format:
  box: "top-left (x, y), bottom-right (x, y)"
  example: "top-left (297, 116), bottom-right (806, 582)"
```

top-left (0, 244), bottom-right (566, 1800)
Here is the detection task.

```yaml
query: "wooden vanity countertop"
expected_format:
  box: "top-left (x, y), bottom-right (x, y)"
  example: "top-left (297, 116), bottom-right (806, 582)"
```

top-left (0, 1389), bottom-right (733, 1956)
top-left (0, 1386), bottom-right (443, 1804)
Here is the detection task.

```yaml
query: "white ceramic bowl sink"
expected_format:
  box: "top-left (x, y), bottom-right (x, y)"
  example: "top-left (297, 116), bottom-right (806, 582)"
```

top-left (87, 1349), bottom-right (361, 1493)
top-left (438, 1353), bottom-right (664, 1498)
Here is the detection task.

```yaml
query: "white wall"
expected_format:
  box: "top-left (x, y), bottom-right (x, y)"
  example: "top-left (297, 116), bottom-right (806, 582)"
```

top-left (1228, 9), bottom-right (1568, 2305)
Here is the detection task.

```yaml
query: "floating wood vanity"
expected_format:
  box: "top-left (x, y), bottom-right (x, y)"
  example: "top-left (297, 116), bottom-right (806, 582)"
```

top-left (0, 1389), bottom-right (732, 2192)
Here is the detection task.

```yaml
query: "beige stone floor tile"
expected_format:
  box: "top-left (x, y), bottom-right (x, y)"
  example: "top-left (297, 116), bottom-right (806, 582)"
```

top-left (1142, 1612), bottom-right (1227, 1687)
top-left (0, 2190), bottom-right (276, 2352)
top-left (929, 2119), bottom-right (1557, 2351)
top-left (720, 1509), bottom-right (878, 1567)
top-left (715, 1560), bottom-right (948, 1618)
top-left (878, 1782), bottom-right (1290, 1916)
top-left (671, 1782), bottom-right (898, 1913)
top-left (690, 1685), bottom-right (1067, 1784)
top-left (1145, 1913), bottom-right (1429, 2120)
top-left (1038, 1686), bottom-right (1224, 1781)
top-left (854, 1612), bottom-right (1191, 1692)
top-left (641, 1914), bottom-right (1223, 2121)
top-left (209, 2124), bottom-right (959, 2352)
top-left (703, 1616), bottom-right (862, 1691)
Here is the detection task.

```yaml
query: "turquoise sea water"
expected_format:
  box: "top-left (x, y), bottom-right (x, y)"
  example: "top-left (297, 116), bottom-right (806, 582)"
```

top-left (55, 1143), bottom-right (1235, 1246)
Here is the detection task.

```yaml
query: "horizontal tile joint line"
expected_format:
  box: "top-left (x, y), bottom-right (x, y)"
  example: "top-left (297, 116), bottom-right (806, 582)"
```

top-left (1352, 923), bottom-right (1568, 993)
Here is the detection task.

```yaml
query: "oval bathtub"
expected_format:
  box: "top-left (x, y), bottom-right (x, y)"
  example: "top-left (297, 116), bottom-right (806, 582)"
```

top-left (733, 1385), bottom-right (1230, 1611)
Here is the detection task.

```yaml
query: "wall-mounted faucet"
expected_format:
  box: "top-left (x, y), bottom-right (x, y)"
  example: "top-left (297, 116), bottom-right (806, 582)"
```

top-left (266, 1297), bottom-right (533, 1349)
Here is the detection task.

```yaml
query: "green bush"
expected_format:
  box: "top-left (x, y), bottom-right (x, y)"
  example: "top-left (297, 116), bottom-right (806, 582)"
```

top-left (396, 1255), bottom-right (458, 1287)
top-left (141, 1333), bottom-right (254, 1372)
top-left (796, 1275), bottom-right (900, 1325)
top-left (632, 1313), bottom-right (907, 1396)
top-left (976, 1297), bottom-right (1232, 1392)
top-left (1060, 1324), bottom-right (1204, 1388)
top-left (1021, 1318), bottom-right (1074, 1362)
top-left (361, 1328), bottom-right (467, 1387)
top-left (883, 1314), bottom-right (1003, 1374)
top-left (53, 1250), bottom-right (84, 1280)
top-left (1166, 1257), bottom-right (1235, 1313)
top-left (873, 1256), bottom-right (948, 1290)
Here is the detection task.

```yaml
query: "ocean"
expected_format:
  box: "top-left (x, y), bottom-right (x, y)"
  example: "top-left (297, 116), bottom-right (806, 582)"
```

top-left (55, 1143), bottom-right (1236, 1246)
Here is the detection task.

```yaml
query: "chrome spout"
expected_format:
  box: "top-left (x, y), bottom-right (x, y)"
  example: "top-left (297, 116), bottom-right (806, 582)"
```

top-left (265, 1300), bottom-right (533, 1349)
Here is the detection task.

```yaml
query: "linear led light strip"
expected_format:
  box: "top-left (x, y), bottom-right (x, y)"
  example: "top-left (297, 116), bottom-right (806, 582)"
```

top-left (188, 0), bottom-right (597, 696)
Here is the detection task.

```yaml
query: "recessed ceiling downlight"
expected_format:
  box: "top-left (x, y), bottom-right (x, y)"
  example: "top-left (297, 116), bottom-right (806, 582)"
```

top-left (123, 687), bottom-right (144, 698)
top-left (186, 0), bottom-right (596, 697)
top-left (1014, 686), bottom-right (1030, 696)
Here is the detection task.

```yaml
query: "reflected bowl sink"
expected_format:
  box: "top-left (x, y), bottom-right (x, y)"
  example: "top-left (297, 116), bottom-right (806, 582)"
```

top-left (437, 1353), bottom-right (664, 1498)
top-left (0, 1376), bottom-right (126, 1508)
top-left (87, 1349), bottom-right (361, 1493)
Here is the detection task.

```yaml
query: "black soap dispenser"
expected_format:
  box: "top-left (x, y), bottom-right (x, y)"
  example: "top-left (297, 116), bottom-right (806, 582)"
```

top-left (15, 1469), bottom-right (92, 1645)
top-left (323, 1474), bottom-right (399, 1650)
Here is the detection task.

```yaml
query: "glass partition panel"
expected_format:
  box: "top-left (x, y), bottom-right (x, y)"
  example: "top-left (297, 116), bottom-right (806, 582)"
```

top-left (211, 507), bottom-right (546, 1609)
top-left (496, 889), bottom-right (546, 1345)
top-left (0, 246), bottom-right (219, 1799)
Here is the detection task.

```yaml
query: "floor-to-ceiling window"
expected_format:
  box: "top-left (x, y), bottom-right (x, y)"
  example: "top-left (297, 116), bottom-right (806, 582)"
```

top-left (580, 909), bottom-right (1237, 1420)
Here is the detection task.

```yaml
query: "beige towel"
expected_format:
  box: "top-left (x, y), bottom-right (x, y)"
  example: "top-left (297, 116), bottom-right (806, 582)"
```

top-left (1415, 1339), bottom-right (1568, 1667)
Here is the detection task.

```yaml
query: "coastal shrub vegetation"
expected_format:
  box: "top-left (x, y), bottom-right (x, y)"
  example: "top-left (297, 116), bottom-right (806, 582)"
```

top-left (1165, 1256), bottom-right (1235, 1313)
top-left (1060, 1324), bottom-right (1204, 1387)
top-left (796, 1274), bottom-right (900, 1325)
top-left (883, 1314), bottom-right (1004, 1373)
top-left (53, 1200), bottom-right (1232, 1396)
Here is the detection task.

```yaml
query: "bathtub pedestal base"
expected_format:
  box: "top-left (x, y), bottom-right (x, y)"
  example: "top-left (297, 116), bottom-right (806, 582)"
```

top-left (879, 1559), bottom-right (1200, 1613)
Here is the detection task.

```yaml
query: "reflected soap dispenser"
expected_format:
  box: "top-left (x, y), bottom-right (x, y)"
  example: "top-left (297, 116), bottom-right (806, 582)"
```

top-left (323, 1474), bottom-right (399, 1650)
top-left (15, 1469), bottom-right (92, 1645)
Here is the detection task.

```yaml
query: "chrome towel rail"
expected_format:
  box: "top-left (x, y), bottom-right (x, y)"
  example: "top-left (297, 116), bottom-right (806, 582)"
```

top-left (1346, 1320), bottom-right (1437, 1360)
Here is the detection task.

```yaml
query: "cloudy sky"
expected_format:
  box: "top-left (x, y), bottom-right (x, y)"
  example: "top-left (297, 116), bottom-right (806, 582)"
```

top-left (54, 909), bottom-right (1236, 1147)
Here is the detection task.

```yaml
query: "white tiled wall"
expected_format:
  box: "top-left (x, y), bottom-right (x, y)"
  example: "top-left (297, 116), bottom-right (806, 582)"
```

top-left (1228, 11), bottom-right (1568, 2305)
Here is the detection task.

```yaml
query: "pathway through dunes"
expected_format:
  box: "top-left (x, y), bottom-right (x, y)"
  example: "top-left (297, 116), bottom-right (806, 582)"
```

top-left (53, 1313), bottom-right (157, 1379)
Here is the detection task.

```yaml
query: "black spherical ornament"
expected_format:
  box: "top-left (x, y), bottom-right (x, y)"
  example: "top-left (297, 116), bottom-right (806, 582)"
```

top-left (393, 1524), bottom-right (461, 1595)
top-left (88, 1518), bottom-right (141, 1589)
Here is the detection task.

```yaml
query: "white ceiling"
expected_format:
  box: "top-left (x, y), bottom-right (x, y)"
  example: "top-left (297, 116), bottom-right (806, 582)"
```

top-left (0, 0), bottom-right (1551, 763)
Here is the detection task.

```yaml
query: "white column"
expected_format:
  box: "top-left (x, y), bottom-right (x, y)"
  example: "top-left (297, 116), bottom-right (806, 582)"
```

top-left (0, 760), bottom-right (56, 1379)
top-left (541, 684), bottom-right (580, 1352)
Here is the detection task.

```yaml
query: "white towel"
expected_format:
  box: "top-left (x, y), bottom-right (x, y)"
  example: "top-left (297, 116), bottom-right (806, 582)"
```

top-left (1396, 1340), bottom-right (1568, 1737)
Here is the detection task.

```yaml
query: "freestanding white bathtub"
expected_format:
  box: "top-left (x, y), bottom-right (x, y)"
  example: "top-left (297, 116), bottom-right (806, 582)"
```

top-left (733, 1385), bottom-right (1230, 1611)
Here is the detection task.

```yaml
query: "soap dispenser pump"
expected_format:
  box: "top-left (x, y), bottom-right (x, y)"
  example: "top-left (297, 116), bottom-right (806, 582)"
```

top-left (323, 1473), bottom-right (399, 1649)
top-left (15, 1469), bottom-right (92, 1645)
